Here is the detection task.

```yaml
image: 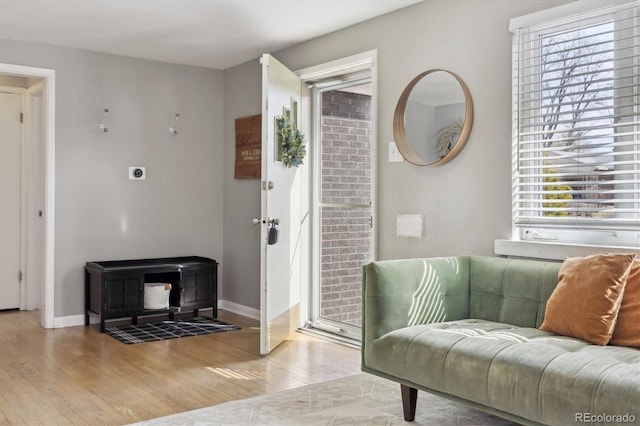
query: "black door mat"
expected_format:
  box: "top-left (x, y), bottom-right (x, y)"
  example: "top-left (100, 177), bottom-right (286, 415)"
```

top-left (105, 316), bottom-right (240, 344)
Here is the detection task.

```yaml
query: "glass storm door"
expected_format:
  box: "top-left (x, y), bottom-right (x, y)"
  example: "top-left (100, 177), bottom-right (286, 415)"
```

top-left (311, 74), bottom-right (375, 340)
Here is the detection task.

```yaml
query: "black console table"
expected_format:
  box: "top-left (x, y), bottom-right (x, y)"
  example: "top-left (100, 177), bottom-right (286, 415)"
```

top-left (85, 256), bottom-right (218, 332)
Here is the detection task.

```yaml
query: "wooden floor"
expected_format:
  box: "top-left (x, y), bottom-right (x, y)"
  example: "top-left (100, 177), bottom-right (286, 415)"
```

top-left (0, 309), bottom-right (361, 425)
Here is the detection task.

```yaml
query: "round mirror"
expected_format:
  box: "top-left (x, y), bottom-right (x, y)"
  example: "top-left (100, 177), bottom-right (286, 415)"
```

top-left (393, 69), bottom-right (473, 166)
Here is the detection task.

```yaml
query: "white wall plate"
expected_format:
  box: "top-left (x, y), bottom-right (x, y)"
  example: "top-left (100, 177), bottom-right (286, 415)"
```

top-left (397, 214), bottom-right (423, 238)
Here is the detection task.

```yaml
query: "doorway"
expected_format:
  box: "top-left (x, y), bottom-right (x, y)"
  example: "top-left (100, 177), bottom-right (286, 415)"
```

top-left (0, 63), bottom-right (55, 328)
top-left (299, 51), bottom-right (377, 341)
top-left (0, 78), bottom-right (45, 312)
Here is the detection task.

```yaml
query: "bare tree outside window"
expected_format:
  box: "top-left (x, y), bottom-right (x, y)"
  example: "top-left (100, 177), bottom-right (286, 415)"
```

top-left (538, 22), bottom-right (616, 218)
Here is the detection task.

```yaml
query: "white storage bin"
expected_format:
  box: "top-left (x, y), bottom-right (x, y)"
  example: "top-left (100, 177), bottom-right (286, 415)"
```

top-left (144, 282), bottom-right (172, 310)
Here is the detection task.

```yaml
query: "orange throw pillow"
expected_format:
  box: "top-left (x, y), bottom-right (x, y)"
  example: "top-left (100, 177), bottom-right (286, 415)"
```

top-left (540, 253), bottom-right (636, 345)
top-left (610, 259), bottom-right (640, 347)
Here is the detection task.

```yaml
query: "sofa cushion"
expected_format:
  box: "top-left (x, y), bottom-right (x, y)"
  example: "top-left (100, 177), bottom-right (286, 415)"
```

top-left (366, 319), bottom-right (640, 425)
top-left (611, 259), bottom-right (640, 347)
top-left (540, 253), bottom-right (635, 345)
top-left (469, 257), bottom-right (561, 328)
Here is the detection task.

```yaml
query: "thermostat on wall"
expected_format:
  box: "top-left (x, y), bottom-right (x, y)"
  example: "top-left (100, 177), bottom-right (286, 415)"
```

top-left (129, 166), bottom-right (146, 180)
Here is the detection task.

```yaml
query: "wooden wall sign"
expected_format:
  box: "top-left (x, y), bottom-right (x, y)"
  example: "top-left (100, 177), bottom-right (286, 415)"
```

top-left (234, 114), bottom-right (261, 179)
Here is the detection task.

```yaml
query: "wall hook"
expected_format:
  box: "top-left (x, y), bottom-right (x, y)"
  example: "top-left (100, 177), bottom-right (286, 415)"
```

top-left (99, 108), bottom-right (109, 133)
top-left (169, 113), bottom-right (180, 135)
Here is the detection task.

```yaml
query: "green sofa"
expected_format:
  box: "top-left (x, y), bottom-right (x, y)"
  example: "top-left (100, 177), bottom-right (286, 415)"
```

top-left (362, 256), bottom-right (640, 425)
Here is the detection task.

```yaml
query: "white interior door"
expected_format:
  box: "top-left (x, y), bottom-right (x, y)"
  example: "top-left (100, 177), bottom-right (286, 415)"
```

top-left (0, 92), bottom-right (22, 310)
top-left (259, 54), bottom-right (302, 355)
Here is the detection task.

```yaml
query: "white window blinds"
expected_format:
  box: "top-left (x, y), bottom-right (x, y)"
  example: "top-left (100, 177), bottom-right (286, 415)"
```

top-left (511, 2), bottom-right (639, 241)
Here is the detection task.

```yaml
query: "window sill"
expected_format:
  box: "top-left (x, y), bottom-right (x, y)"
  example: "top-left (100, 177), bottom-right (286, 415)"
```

top-left (494, 239), bottom-right (640, 261)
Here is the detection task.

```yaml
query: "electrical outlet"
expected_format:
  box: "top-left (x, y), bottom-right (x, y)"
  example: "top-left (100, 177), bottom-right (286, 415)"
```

top-left (129, 166), bottom-right (146, 180)
top-left (389, 141), bottom-right (404, 162)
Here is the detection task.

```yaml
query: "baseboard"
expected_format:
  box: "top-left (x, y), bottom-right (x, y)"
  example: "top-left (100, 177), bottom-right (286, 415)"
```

top-left (54, 314), bottom-right (88, 328)
top-left (52, 300), bottom-right (259, 328)
top-left (218, 299), bottom-right (259, 320)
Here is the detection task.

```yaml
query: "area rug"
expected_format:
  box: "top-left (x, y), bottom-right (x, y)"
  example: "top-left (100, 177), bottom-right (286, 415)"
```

top-left (132, 373), bottom-right (518, 425)
top-left (106, 317), bottom-right (240, 344)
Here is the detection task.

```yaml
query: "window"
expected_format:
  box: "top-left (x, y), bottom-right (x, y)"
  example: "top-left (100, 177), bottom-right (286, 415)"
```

top-left (510, 1), bottom-right (639, 247)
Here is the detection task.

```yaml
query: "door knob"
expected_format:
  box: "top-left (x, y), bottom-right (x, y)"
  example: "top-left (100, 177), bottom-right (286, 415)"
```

top-left (252, 218), bottom-right (262, 225)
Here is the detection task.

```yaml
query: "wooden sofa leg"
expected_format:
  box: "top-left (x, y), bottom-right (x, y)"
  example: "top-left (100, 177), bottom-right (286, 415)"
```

top-left (401, 384), bottom-right (417, 421)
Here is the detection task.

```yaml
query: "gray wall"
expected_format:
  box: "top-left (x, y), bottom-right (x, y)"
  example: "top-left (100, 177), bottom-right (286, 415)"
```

top-left (222, 0), bottom-right (571, 310)
top-left (0, 39), bottom-right (224, 318)
top-left (222, 59), bottom-right (262, 310)
top-left (405, 101), bottom-right (434, 162)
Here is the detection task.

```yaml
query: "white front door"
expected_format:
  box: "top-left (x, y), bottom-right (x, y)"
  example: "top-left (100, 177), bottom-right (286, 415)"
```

top-left (259, 54), bottom-right (303, 354)
top-left (0, 92), bottom-right (23, 310)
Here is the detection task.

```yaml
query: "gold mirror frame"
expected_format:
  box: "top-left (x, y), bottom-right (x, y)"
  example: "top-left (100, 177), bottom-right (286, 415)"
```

top-left (393, 69), bottom-right (474, 166)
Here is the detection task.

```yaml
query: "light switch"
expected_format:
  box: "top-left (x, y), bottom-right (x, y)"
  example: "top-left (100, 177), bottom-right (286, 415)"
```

top-left (397, 214), bottom-right (423, 238)
top-left (389, 141), bottom-right (404, 162)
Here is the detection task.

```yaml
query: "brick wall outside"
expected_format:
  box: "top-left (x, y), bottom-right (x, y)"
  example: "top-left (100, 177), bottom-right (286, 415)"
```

top-left (320, 90), bottom-right (372, 327)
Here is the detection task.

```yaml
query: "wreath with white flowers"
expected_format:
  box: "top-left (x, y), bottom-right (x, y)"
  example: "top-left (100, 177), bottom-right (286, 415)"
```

top-left (276, 114), bottom-right (306, 168)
